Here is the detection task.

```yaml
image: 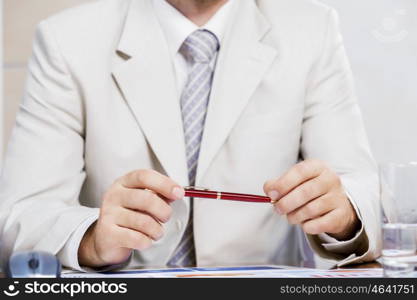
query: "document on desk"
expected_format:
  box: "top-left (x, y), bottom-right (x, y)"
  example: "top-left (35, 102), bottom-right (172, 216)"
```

top-left (62, 266), bottom-right (384, 278)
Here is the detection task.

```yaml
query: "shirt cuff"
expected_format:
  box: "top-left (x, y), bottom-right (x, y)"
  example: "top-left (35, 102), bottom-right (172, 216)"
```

top-left (57, 213), bottom-right (133, 273)
top-left (316, 190), bottom-right (367, 255)
top-left (317, 222), bottom-right (365, 254)
top-left (57, 214), bottom-right (98, 271)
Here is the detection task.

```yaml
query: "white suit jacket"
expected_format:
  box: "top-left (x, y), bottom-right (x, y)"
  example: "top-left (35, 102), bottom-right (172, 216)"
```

top-left (0, 0), bottom-right (381, 270)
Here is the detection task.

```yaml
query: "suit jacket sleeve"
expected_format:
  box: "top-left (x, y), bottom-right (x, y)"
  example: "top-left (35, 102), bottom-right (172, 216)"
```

top-left (301, 8), bottom-right (381, 265)
top-left (0, 20), bottom-right (99, 267)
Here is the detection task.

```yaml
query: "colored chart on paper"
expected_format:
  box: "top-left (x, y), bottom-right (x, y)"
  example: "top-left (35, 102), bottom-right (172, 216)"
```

top-left (62, 266), bottom-right (385, 278)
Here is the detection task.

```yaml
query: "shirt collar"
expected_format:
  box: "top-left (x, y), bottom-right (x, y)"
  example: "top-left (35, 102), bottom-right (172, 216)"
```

top-left (153, 0), bottom-right (236, 57)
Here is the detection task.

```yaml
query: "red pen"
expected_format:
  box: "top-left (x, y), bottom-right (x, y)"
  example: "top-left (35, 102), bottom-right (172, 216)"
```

top-left (184, 187), bottom-right (273, 204)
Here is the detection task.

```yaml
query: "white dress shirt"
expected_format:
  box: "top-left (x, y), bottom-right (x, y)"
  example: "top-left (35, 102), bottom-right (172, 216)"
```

top-left (152, 0), bottom-right (236, 97)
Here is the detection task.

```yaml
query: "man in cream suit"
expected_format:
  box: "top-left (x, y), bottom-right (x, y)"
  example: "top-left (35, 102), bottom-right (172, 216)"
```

top-left (0, 0), bottom-right (381, 271)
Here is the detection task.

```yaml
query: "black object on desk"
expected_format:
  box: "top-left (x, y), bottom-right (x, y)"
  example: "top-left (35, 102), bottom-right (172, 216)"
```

top-left (6, 251), bottom-right (61, 278)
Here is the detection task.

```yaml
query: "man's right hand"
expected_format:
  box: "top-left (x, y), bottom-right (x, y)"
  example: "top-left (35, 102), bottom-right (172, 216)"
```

top-left (78, 169), bottom-right (185, 268)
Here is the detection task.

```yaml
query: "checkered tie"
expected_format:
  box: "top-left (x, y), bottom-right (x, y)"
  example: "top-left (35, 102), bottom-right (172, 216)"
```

top-left (167, 30), bottom-right (219, 267)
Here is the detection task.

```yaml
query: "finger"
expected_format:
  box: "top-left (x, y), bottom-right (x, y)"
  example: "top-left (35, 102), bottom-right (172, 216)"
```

top-left (114, 226), bottom-right (153, 251)
top-left (286, 194), bottom-right (335, 225)
top-left (119, 169), bottom-right (184, 201)
top-left (274, 171), bottom-right (334, 215)
top-left (116, 207), bottom-right (164, 241)
top-left (301, 209), bottom-right (344, 235)
top-left (121, 189), bottom-right (173, 223)
top-left (264, 159), bottom-right (325, 202)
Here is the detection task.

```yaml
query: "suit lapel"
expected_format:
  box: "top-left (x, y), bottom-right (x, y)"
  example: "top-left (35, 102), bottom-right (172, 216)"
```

top-left (196, 1), bottom-right (278, 183)
top-left (112, 0), bottom-right (189, 185)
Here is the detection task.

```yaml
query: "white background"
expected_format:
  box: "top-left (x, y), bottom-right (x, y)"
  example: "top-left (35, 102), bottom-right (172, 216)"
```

top-left (321, 0), bottom-right (417, 164)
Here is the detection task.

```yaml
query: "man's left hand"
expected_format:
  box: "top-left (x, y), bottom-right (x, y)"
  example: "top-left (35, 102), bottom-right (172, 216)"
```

top-left (264, 159), bottom-right (360, 240)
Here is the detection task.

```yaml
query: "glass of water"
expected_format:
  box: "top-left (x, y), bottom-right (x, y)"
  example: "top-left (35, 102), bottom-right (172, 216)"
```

top-left (380, 162), bottom-right (417, 277)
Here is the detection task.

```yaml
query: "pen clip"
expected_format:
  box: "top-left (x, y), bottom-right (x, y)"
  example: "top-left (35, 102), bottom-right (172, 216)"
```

top-left (184, 186), bottom-right (210, 191)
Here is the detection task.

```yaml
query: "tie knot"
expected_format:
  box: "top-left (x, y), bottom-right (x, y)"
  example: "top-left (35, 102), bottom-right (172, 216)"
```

top-left (180, 30), bottom-right (219, 63)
